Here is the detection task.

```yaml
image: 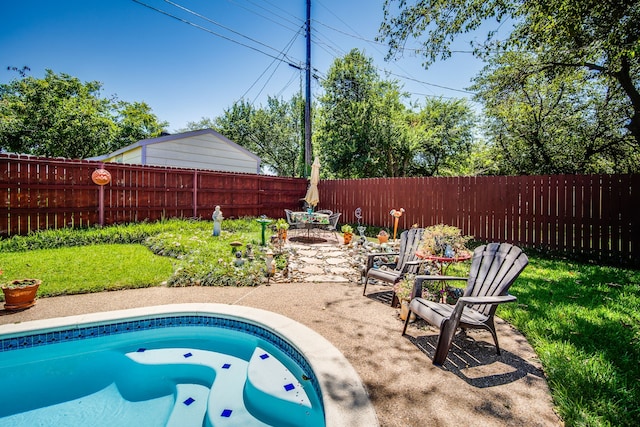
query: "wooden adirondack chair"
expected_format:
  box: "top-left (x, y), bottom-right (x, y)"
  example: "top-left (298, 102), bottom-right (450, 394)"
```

top-left (362, 228), bottom-right (427, 307)
top-left (403, 242), bottom-right (528, 365)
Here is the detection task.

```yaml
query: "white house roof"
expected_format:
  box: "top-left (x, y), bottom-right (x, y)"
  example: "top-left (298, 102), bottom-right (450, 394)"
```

top-left (89, 129), bottom-right (261, 166)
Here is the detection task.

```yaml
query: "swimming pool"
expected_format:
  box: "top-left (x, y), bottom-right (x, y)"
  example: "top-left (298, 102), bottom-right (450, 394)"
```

top-left (0, 303), bottom-right (378, 427)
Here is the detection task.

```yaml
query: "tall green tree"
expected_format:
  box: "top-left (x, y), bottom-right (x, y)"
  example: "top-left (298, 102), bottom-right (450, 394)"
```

top-left (112, 101), bottom-right (168, 151)
top-left (206, 95), bottom-right (303, 177)
top-left (407, 98), bottom-right (476, 176)
top-left (471, 51), bottom-right (638, 173)
top-left (0, 69), bottom-right (167, 158)
top-left (316, 49), bottom-right (413, 178)
top-left (379, 0), bottom-right (640, 147)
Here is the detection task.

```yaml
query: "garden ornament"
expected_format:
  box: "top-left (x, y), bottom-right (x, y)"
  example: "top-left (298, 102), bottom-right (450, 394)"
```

top-left (212, 206), bottom-right (224, 236)
top-left (389, 208), bottom-right (405, 240)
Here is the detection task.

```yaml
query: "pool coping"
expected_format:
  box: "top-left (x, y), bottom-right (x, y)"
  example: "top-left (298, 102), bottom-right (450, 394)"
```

top-left (0, 303), bottom-right (379, 427)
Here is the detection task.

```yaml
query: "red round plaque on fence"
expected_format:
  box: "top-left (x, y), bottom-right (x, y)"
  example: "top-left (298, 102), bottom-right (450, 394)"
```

top-left (91, 169), bottom-right (112, 186)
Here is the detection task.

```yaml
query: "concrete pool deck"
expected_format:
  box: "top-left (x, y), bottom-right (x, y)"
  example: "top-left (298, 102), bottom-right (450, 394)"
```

top-left (1, 282), bottom-right (562, 426)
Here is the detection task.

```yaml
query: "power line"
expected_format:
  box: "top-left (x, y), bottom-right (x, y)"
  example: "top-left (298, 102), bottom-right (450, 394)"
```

top-left (223, 0), bottom-right (301, 33)
top-left (132, 0), bottom-right (302, 66)
top-left (249, 26), bottom-right (304, 104)
top-left (163, 0), bottom-right (293, 58)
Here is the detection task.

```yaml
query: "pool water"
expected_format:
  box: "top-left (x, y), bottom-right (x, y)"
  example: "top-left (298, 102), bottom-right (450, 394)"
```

top-left (0, 320), bottom-right (325, 427)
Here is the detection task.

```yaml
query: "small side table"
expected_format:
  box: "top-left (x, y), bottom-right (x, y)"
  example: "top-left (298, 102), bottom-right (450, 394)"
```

top-left (415, 251), bottom-right (472, 275)
top-left (415, 250), bottom-right (472, 302)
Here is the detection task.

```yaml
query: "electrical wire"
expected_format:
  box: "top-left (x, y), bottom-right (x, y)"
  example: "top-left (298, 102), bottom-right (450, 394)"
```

top-left (132, 0), bottom-right (302, 66)
top-left (223, 0), bottom-right (301, 32)
top-left (163, 0), bottom-right (294, 57)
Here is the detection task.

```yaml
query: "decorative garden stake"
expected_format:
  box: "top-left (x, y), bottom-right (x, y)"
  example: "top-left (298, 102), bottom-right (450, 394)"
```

top-left (355, 207), bottom-right (366, 239)
top-left (91, 168), bottom-right (111, 227)
top-left (389, 208), bottom-right (405, 240)
top-left (212, 206), bottom-right (224, 236)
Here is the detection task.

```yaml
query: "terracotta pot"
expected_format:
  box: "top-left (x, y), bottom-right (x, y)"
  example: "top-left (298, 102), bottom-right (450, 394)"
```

top-left (399, 299), bottom-right (416, 322)
top-left (343, 232), bottom-right (353, 245)
top-left (377, 233), bottom-right (389, 244)
top-left (2, 279), bottom-right (41, 311)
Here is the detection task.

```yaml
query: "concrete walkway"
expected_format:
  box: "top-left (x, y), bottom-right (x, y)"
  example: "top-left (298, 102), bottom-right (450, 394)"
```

top-left (1, 237), bottom-right (562, 427)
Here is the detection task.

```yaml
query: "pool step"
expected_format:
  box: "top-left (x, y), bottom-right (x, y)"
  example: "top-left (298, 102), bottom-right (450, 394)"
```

top-left (126, 348), bottom-right (270, 426)
top-left (126, 347), bottom-right (320, 426)
top-left (244, 347), bottom-right (322, 426)
top-left (166, 383), bottom-right (209, 427)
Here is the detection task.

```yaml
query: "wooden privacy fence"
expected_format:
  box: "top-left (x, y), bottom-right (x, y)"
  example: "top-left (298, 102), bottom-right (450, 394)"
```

top-left (319, 175), bottom-right (640, 267)
top-left (0, 154), bottom-right (307, 236)
top-left (2, 154), bottom-right (638, 267)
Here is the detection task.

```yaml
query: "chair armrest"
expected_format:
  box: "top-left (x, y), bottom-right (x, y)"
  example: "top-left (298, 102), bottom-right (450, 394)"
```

top-left (399, 259), bottom-right (430, 274)
top-left (415, 275), bottom-right (468, 283)
top-left (457, 294), bottom-right (517, 306)
top-left (405, 259), bottom-right (430, 266)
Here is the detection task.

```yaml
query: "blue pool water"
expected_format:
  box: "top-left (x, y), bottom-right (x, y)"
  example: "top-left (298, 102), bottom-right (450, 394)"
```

top-left (0, 315), bottom-right (325, 426)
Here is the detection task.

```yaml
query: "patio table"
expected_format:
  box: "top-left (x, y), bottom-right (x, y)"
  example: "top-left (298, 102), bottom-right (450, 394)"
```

top-left (415, 250), bottom-right (472, 302)
top-left (290, 211), bottom-right (330, 242)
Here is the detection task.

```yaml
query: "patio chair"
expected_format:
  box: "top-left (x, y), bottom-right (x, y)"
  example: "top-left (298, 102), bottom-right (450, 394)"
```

top-left (402, 242), bottom-right (528, 365)
top-left (362, 228), bottom-right (427, 307)
top-left (325, 212), bottom-right (342, 242)
top-left (284, 209), bottom-right (303, 237)
top-left (316, 209), bottom-right (333, 215)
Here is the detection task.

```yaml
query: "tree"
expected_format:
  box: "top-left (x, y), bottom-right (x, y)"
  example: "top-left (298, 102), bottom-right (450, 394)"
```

top-left (316, 49), bottom-right (413, 178)
top-left (407, 98), bottom-right (476, 176)
top-left (112, 101), bottom-right (168, 152)
top-left (471, 51), bottom-right (639, 174)
top-left (379, 0), bottom-right (640, 147)
top-left (0, 69), bottom-right (167, 159)
top-left (210, 95), bottom-right (303, 177)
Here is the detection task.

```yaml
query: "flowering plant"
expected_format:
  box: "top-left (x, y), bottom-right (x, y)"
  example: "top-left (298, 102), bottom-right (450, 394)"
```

top-left (419, 224), bottom-right (472, 258)
top-left (341, 224), bottom-right (353, 234)
top-left (274, 218), bottom-right (290, 230)
top-left (393, 274), bottom-right (415, 301)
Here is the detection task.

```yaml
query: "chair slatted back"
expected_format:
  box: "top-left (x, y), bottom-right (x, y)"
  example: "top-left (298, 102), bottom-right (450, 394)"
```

top-left (328, 212), bottom-right (341, 230)
top-left (464, 243), bottom-right (529, 316)
top-left (395, 228), bottom-right (425, 273)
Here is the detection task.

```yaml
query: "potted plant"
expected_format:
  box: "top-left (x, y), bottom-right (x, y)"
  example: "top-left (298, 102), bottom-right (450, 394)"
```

top-left (341, 224), bottom-right (354, 244)
top-left (377, 230), bottom-right (389, 244)
top-left (394, 274), bottom-right (416, 321)
top-left (274, 218), bottom-right (290, 241)
top-left (1, 275), bottom-right (41, 311)
top-left (419, 224), bottom-right (472, 258)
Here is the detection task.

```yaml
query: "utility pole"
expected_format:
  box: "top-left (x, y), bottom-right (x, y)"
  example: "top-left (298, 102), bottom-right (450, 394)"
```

top-left (304, 0), bottom-right (312, 175)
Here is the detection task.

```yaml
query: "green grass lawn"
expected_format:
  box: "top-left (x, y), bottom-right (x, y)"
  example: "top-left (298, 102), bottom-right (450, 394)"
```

top-left (1, 220), bottom-right (639, 426)
top-left (1, 244), bottom-right (174, 296)
top-left (498, 258), bottom-right (640, 426)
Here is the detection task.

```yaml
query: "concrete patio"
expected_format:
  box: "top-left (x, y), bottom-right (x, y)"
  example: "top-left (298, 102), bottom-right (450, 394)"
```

top-left (1, 239), bottom-right (562, 426)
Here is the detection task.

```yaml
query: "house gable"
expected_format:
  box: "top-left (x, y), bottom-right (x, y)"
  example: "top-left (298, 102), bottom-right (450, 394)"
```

top-left (90, 129), bottom-right (261, 174)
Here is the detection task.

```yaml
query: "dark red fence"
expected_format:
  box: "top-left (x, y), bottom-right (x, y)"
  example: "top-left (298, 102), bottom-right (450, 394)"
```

top-left (319, 175), bottom-right (640, 267)
top-left (0, 154), bottom-right (307, 236)
top-left (2, 154), bottom-right (638, 266)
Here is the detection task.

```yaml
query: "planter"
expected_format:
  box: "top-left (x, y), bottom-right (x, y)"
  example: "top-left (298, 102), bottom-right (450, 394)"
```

top-left (2, 279), bottom-right (41, 311)
top-left (343, 232), bottom-right (353, 245)
top-left (277, 229), bottom-right (288, 241)
top-left (377, 232), bottom-right (389, 244)
top-left (399, 299), bottom-right (416, 322)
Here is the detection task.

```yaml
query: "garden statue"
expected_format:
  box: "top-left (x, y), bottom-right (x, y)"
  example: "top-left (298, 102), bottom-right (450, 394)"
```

top-left (244, 244), bottom-right (254, 261)
top-left (234, 251), bottom-right (245, 267)
top-left (212, 206), bottom-right (224, 236)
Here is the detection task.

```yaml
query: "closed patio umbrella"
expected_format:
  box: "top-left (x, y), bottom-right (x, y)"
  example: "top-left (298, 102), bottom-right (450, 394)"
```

top-left (304, 157), bottom-right (321, 207)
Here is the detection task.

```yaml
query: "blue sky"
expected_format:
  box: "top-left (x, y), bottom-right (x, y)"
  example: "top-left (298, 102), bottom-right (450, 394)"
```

top-left (1, 0), bottom-right (505, 132)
